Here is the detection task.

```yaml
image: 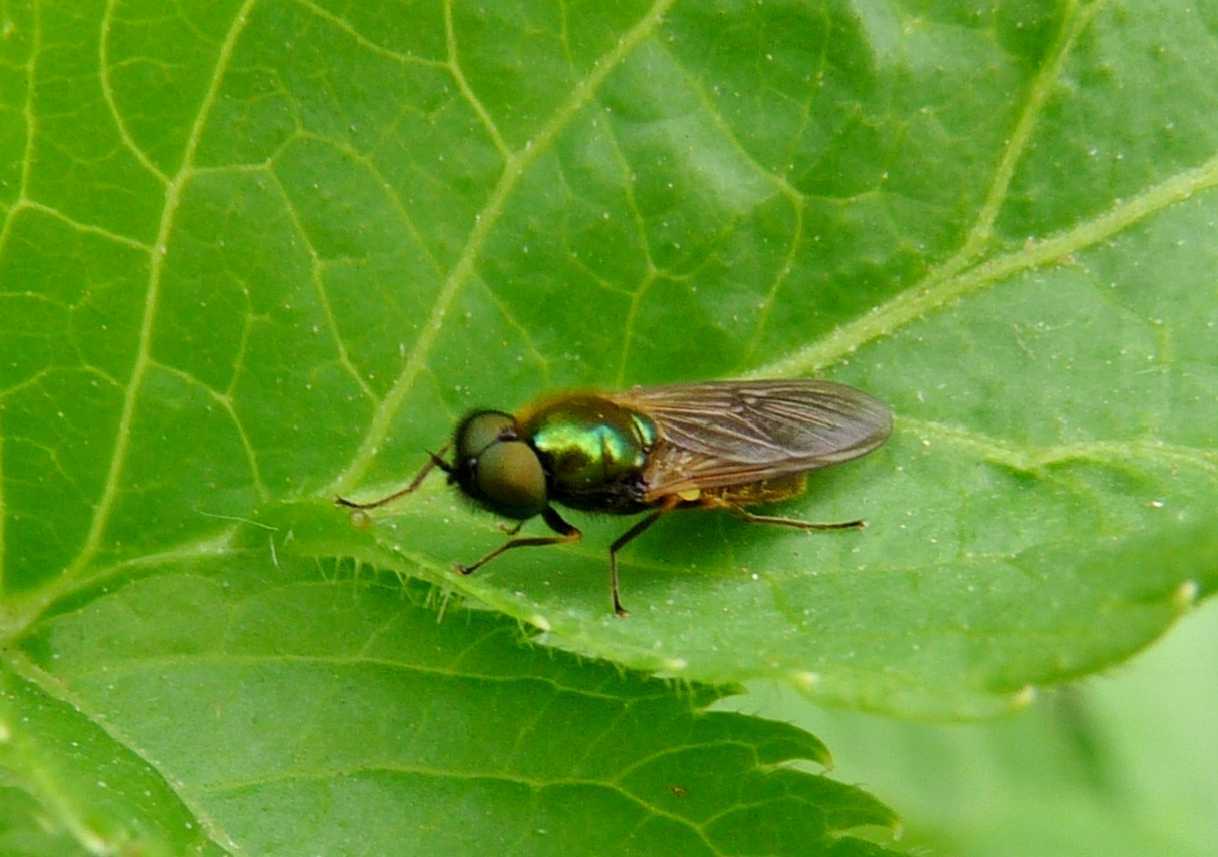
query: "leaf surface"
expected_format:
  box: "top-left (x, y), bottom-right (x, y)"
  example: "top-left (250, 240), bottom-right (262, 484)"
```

top-left (2, 0), bottom-right (1218, 849)
top-left (4, 559), bottom-right (896, 856)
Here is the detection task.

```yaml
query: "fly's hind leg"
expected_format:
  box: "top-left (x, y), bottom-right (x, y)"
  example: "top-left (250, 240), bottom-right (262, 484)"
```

top-left (725, 505), bottom-right (864, 530)
top-left (700, 477), bottom-right (865, 530)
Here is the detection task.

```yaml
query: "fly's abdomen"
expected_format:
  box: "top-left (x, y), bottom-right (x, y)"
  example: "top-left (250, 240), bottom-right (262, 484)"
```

top-left (521, 396), bottom-right (656, 497)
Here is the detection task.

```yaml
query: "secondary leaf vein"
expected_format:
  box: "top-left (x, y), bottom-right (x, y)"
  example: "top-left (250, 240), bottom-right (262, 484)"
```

top-left (326, 0), bottom-right (680, 495)
top-left (750, 150), bottom-right (1218, 378)
top-left (58, 0), bottom-right (258, 587)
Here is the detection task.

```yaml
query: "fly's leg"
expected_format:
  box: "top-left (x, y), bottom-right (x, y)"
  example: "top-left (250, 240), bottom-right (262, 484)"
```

top-left (725, 504), bottom-right (864, 530)
top-left (696, 480), bottom-right (864, 530)
top-left (336, 444), bottom-right (452, 510)
top-left (608, 497), bottom-right (678, 618)
top-left (456, 507), bottom-right (581, 576)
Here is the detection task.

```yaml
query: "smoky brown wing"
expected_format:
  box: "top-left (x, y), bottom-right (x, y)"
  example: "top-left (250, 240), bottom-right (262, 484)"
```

top-left (608, 380), bottom-right (892, 498)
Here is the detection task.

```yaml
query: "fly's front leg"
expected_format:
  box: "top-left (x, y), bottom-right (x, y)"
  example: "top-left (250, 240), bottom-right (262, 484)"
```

top-left (456, 507), bottom-right (581, 576)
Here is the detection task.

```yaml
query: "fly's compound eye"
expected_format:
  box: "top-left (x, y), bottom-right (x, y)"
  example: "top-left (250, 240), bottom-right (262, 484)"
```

top-left (475, 440), bottom-right (547, 519)
top-left (456, 411), bottom-right (516, 463)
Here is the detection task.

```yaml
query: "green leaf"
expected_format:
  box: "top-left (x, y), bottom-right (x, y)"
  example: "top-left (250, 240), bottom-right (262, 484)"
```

top-left (0, 661), bottom-right (228, 857)
top-left (740, 599), bottom-right (1218, 857)
top-left (5, 558), bottom-right (897, 857)
top-left (2, 0), bottom-right (1217, 849)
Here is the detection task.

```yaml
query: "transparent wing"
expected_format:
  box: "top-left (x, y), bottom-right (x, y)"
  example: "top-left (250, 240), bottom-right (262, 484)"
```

top-left (608, 380), bottom-right (892, 499)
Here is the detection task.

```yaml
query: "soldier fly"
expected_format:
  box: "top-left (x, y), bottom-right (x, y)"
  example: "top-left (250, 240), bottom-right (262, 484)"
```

top-left (337, 380), bottom-right (892, 616)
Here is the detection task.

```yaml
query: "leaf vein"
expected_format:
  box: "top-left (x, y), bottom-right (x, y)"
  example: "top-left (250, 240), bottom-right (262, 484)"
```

top-left (0, 3), bottom-right (40, 254)
top-left (59, 0), bottom-right (259, 588)
top-left (99, 0), bottom-right (171, 185)
top-left (60, 651), bottom-right (674, 706)
top-left (200, 764), bottom-right (726, 855)
top-left (957, 0), bottom-right (1103, 261)
top-left (151, 360), bottom-right (270, 501)
top-left (265, 169), bottom-right (380, 405)
top-left (3, 650), bottom-right (238, 855)
top-left (326, 0), bottom-right (679, 495)
top-left (750, 151), bottom-right (1218, 377)
top-left (904, 416), bottom-right (1218, 475)
top-left (293, 0), bottom-right (448, 69)
top-left (15, 200), bottom-right (153, 251)
top-left (444, 0), bottom-right (510, 158)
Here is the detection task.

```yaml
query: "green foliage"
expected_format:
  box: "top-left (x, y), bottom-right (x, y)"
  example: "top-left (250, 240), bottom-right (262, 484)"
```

top-left (2, 0), bottom-right (1216, 854)
top-left (746, 601), bottom-right (1218, 857)
top-left (3, 563), bottom-right (894, 856)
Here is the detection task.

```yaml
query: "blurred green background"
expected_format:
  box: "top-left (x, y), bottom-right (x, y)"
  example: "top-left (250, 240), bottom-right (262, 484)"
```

top-left (729, 599), bottom-right (1218, 857)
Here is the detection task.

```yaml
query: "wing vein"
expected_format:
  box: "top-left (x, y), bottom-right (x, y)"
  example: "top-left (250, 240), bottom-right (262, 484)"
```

top-left (608, 380), bottom-right (891, 499)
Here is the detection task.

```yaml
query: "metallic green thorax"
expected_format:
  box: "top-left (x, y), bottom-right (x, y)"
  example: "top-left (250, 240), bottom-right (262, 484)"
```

top-left (522, 396), bottom-right (657, 491)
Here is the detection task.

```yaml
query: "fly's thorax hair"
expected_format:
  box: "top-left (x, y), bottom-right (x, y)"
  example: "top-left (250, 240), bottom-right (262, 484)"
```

top-left (451, 409), bottom-right (549, 520)
top-left (511, 388), bottom-right (603, 426)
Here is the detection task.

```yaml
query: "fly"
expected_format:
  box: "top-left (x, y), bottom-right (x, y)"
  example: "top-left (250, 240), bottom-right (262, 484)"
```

top-left (337, 380), bottom-right (892, 617)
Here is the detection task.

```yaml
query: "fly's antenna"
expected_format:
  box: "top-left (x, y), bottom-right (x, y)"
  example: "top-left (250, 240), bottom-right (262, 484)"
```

top-left (428, 449), bottom-right (453, 474)
top-left (335, 443), bottom-right (452, 510)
